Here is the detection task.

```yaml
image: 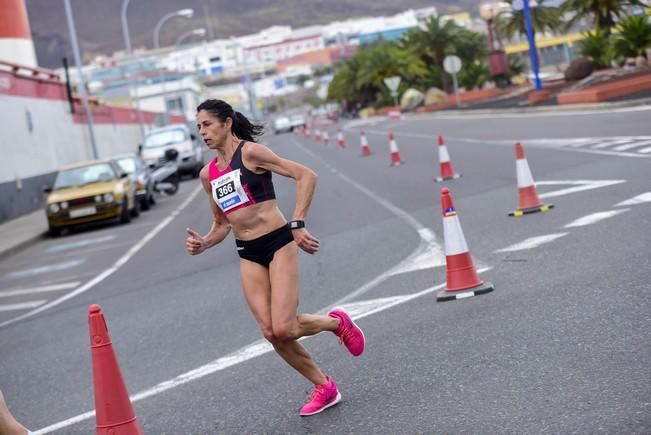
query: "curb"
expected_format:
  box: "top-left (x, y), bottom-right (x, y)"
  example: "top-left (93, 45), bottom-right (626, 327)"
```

top-left (407, 97), bottom-right (651, 118)
top-left (0, 231), bottom-right (48, 261)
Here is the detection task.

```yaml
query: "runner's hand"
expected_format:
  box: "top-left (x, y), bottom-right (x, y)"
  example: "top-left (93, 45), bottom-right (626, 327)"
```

top-left (291, 228), bottom-right (320, 254)
top-left (186, 228), bottom-right (207, 255)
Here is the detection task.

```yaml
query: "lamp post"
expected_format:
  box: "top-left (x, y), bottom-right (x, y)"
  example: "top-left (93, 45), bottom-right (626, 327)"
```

top-left (121, 0), bottom-right (146, 142)
top-left (63, 0), bottom-right (98, 159)
top-left (175, 28), bottom-right (206, 48)
top-left (522, 0), bottom-right (542, 91)
top-left (153, 8), bottom-right (194, 125)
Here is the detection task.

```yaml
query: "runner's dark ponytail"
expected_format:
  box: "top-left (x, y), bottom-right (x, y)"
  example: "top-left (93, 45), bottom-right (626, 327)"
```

top-left (196, 99), bottom-right (264, 142)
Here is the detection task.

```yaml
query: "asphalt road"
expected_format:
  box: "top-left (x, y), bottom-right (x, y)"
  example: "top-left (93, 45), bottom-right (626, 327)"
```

top-left (1, 106), bottom-right (650, 434)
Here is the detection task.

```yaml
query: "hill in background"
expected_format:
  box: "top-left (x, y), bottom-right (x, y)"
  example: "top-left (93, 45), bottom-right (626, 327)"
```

top-left (25, 0), bottom-right (481, 69)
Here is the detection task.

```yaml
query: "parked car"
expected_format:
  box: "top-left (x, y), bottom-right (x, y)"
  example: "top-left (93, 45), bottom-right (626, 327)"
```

top-left (272, 116), bottom-right (292, 135)
top-left (112, 152), bottom-right (155, 210)
top-left (289, 114), bottom-right (307, 131)
top-left (44, 159), bottom-right (139, 236)
top-left (140, 124), bottom-right (203, 177)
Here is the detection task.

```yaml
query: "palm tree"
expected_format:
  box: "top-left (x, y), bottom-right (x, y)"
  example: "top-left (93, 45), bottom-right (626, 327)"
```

top-left (496, 0), bottom-right (564, 40)
top-left (578, 28), bottom-right (615, 69)
top-left (613, 14), bottom-right (651, 59)
top-left (562, 0), bottom-right (647, 35)
top-left (401, 15), bottom-right (462, 93)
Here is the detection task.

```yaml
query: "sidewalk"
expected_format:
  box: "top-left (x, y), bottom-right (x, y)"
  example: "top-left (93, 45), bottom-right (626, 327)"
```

top-left (0, 209), bottom-right (48, 259)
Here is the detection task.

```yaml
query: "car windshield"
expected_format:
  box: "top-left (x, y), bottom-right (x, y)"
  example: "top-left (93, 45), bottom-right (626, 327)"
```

top-left (115, 157), bottom-right (136, 174)
top-left (53, 163), bottom-right (116, 190)
top-left (143, 129), bottom-right (186, 148)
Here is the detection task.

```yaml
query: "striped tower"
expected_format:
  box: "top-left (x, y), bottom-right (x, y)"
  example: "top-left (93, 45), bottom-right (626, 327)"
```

top-left (434, 134), bottom-right (461, 182)
top-left (337, 129), bottom-right (345, 149)
top-left (509, 141), bottom-right (554, 216)
top-left (322, 130), bottom-right (329, 145)
top-left (437, 187), bottom-right (494, 302)
top-left (360, 130), bottom-right (371, 156)
top-left (388, 132), bottom-right (402, 166)
top-left (0, 0), bottom-right (37, 67)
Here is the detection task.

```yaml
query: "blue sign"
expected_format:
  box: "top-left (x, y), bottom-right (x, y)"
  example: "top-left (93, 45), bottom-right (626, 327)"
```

top-left (221, 196), bottom-right (241, 209)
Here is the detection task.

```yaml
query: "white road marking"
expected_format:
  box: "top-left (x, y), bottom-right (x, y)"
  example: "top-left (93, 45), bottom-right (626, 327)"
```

top-left (638, 146), bottom-right (651, 154)
top-left (0, 185), bottom-right (204, 329)
top-left (0, 300), bottom-right (46, 312)
top-left (46, 235), bottom-right (117, 253)
top-left (495, 233), bottom-right (568, 253)
top-left (5, 260), bottom-right (85, 279)
top-left (588, 139), bottom-right (632, 149)
top-left (563, 209), bottom-right (630, 228)
top-left (536, 180), bottom-right (626, 199)
top-left (0, 281), bottom-right (80, 298)
top-left (612, 140), bottom-right (651, 151)
top-left (615, 192), bottom-right (651, 206)
top-left (34, 267), bottom-right (491, 434)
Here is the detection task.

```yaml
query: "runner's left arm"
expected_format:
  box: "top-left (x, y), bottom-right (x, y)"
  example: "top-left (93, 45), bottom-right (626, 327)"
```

top-left (244, 143), bottom-right (320, 254)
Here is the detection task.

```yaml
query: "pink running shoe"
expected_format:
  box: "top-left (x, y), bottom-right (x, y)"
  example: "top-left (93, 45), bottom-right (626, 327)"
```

top-left (299, 376), bottom-right (342, 416)
top-left (328, 308), bottom-right (366, 356)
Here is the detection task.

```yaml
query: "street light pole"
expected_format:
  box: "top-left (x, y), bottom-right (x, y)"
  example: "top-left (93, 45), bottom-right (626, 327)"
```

top-left (523, 0), bottom-right (542, 91)
top-left (175, 28), bottom-right (206, 48)
top-left (121, 0), bottom-right (146, 142)
top-left (63, 0), bottom-right (99, 159)
top-left (153, 9), bottom-right (194, 125)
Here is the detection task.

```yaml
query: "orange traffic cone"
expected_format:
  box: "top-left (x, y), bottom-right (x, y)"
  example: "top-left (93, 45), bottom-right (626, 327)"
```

top-left (314, 129), bottom-right (320, 142)
top-left (89, 304), bottom-right (143, 435)
top-left (509, 141), bottom-right (554, 216)
top-left (434, 135), bottom-right (461, 182)
top-left (437, 187), bottom-right (494, 302)
top-left (337, 129), bottom-right (345, 149)
top-left (360, 130), bottom-right (371, 156)
top-left (304, 125), bottom-right (311, 138)
top-left (323, 131), bottom-right (329, 145)
top-left (388, 132), bottom-right (402, 166)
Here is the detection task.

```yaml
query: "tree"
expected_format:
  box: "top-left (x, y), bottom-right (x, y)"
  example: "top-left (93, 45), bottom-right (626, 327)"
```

top-left (496, 0), bottom-right (564, 40)
top-left (562, 0), bottom-right (647, 35)
top-left (579, 28), bottom-right (615, 69)
top-left (400, 15), bottom-right (462, 93)
top-left (613, 15), bottom-right (651, 59)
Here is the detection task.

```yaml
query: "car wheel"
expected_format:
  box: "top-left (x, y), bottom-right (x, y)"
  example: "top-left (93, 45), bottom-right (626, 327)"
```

top-left (119, 198), bottom-right (131, 224)
top-left (140, 196), bottom-right (150, 211)
top-left (130, 197), bottom-right (140, 218)
top-left (48, 226), bottom-right (61, 237)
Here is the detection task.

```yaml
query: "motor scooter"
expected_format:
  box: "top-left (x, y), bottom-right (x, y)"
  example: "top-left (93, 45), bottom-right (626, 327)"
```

top-left (151, 148), bottom-right (180, 195)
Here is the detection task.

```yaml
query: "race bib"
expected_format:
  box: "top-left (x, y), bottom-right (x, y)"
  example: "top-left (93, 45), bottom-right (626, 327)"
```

top-left (211, 169), bottom-right (251, 212)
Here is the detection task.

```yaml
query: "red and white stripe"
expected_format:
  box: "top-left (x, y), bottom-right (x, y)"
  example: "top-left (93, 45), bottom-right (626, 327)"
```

top-left (388, 132), bottom-right (402, 166)
top-left (304, 125), bottom-right (311, 137)
top-left (360, 130), bottom-right (371, 156)
top-left (337, 129), bottom-right (345, 149)
top-left (515, 141), bottom-right (543, 210)
top-left (441, 187), bottom-right (483, 292)
top-left (314, 129), bottom-right (321, 142)
top-left (436, 134), bottom-right (460, 181)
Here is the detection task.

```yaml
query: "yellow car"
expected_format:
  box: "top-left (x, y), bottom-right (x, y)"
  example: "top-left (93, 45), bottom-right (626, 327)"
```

top-left (44, 159), bottom-right (139, 236)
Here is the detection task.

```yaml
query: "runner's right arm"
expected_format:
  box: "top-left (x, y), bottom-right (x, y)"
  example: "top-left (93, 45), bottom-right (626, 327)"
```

top-left (186, 165), bottom-right (231, 255)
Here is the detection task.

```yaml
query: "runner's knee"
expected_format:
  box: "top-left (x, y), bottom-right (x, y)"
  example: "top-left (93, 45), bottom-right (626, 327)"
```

top-left (272, 323), bottom-right (298, 342)
top-left (261, 327), bottom-right (277, 344)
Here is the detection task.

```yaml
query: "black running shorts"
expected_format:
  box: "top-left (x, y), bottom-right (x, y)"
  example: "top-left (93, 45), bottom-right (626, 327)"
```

top-left (235, 224), bottom-right (294, 267)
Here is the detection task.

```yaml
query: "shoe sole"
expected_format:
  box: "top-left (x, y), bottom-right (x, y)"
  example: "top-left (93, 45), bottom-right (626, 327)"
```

top-left (299, 392), bottom-right (342, 416)
top-left (332, 307), bottom-right (366, 357)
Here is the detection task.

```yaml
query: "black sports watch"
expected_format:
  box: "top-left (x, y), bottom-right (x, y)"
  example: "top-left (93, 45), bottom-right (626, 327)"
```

top-left (288, 220), bottom-right (305, 230)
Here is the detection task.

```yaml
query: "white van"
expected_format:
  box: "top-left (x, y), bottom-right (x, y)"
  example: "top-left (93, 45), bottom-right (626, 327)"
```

top-left (140, 125), bottom-right (204, 177)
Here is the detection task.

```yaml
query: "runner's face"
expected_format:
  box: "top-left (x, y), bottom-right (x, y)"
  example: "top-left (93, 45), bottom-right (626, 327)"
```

top-left (196, 110), bottom-right (232, 150)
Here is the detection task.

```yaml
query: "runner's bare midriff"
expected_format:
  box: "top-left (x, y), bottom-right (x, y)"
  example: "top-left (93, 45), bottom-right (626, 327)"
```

top-left (227, 200), bottom-right (287, 240)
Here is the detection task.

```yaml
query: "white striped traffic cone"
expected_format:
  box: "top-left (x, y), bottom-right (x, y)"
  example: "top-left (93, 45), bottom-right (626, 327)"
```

top-left (509, 141), bottom-right (554, 217)
top-left (388, 132), bottom-right (402, 166)
top-left (360, 130), bottom-right (371, 156)
top-left (434, 134), bottom-right (461, 182)
top-left (337, 129), bottom-right (345, 149)
top-left (323, 131), bottom-right (329, 145)
top-left (304, 125), bottom-right (311, 138)
top-left (437, 187), bottom-right (494, 302)
top-left (314, 129), bottom-right (321, 143)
